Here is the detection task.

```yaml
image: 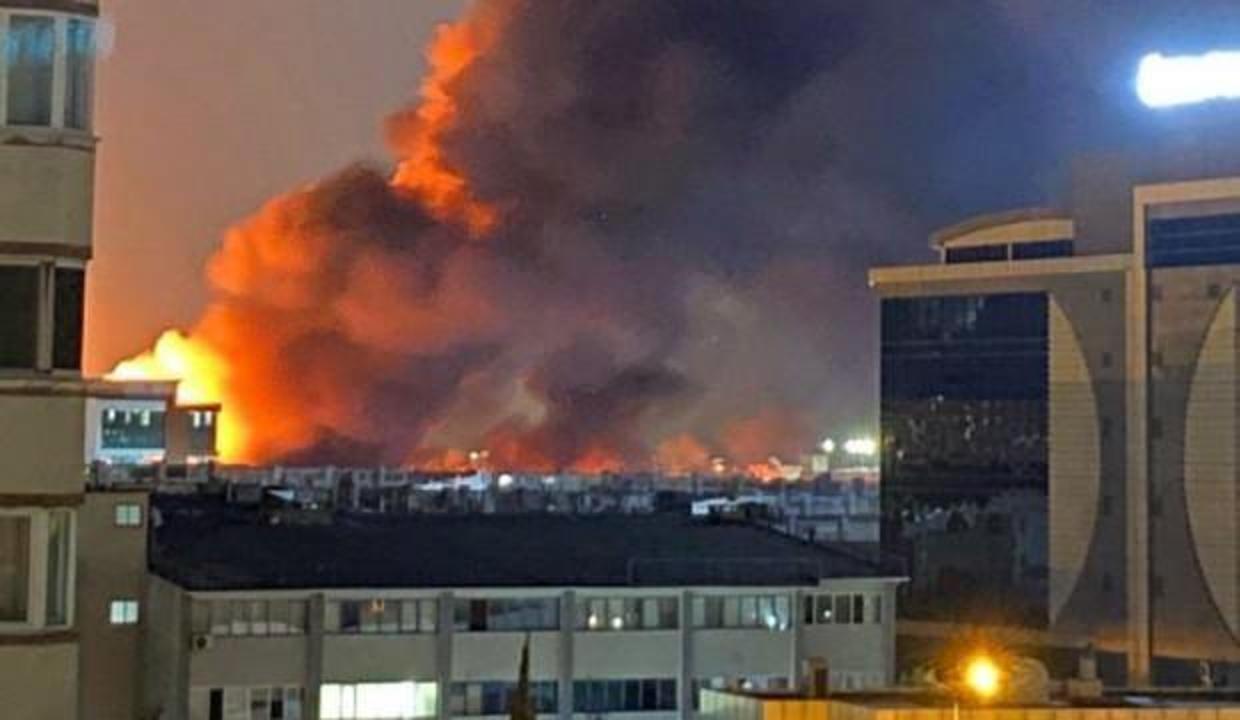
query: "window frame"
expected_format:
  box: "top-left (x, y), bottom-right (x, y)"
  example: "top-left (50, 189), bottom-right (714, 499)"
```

top-left (0, 9), bottom-right (98, 133)
top-left (113, 502), bottom-right (143, 528)
top-left (0, 508), bottom-right (75, 630)
top-left (108, 598), bottom-right (139, 625)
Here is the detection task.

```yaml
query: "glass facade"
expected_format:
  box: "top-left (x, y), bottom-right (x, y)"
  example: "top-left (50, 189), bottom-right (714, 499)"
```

top-left (880, 293), bottom-right (1048, 625)
top-left (1147, 212), bottom-right (1240, 267)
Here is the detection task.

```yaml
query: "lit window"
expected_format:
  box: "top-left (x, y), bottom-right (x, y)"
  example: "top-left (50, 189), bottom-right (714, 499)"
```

top-left (6, 15), bottom-right (54, 126)
top-left (320, 682), bottom-right (437, 720)
top-left (114, 503), bottom-right (143, 528)
top-left (109, 599), bottom-right (139, 625)
top-left (45, 511), bottom-right (71, 625)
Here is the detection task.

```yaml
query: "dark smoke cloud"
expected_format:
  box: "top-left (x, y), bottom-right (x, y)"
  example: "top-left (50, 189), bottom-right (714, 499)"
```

top-left (199, 0), bottom-right (1240, 469)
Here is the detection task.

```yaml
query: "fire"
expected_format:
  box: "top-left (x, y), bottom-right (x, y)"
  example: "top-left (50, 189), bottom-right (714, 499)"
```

top-left (388, 3), bottom-right (508, 236)
top-left (107, 330), bottom-right (245, 461)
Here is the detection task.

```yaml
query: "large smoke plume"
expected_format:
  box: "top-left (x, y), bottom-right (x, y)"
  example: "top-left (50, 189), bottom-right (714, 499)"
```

top-left (128, 0), bottom-right (1147, 471)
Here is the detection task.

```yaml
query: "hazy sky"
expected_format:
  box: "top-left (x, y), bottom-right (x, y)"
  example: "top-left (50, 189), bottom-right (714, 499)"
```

top-left (88, 0), bottom-right (466, 373)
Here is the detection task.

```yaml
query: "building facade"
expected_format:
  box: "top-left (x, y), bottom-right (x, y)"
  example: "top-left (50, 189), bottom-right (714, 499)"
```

top-left (142, 499), bottom-right (902, 720)
top-left (871, 169), bottom-right (1240, 684)
top-left (0, 1), bottom-right (104, 717)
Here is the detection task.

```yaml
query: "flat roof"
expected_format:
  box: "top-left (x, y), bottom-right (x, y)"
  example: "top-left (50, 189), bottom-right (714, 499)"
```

top-left (706, 688), bottom-right (1240, 710)
top-left (151, 495), bottom-right (894, 591)
top-left (930, 208), bottom-right (1072, 250)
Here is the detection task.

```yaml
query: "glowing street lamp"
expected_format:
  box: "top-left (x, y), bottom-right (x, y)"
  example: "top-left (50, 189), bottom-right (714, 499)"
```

top-left (820, 438), bottom-right (836, 454)
top-left (843, 437), bottom-right (877, 457)
top-left (963, 656), bottom-right (1002, 701)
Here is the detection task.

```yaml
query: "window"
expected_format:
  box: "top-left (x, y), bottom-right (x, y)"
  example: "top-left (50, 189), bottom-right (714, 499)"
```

top-left (0, 266), bottom-right (39, 369)
top-left (449, 681), bottom-right (558, 715)
top-left (109, 599), bottom-right (139, 625)
top-left (691, 595), bottom-right (789, 630)
top-left (192, 598), bottom-right (307, 636)
top-left (6, 15), bottom-right (54, 125)
top-left (64, 19), bottom-right (94, 130)
top-left (195, 687), bottom-right (303, 720)
top-left (577, 596), bottom-right (677, 631)
top-left (804, 593), bottom-right (883, 625)
top-left (1011, 239), bottom-right (1073, 260)
top-left (45, 510), bottom-right (70, 625)
top-left (1148, 213), bottom-right (1240, 268)
top-left (100, 407), bottom-right (166, 450)
top-left (572, 679), bottom-right (677, 713)
top-left (326, 598), bottom-right (436, 634)
top-left (53, 269), bottom-right (85, 370)
top-left (114, 503), bottom-right (143, 528)
top-left (452, 597), bottom-right (559, 632)
top-left (320, 682), bottom-right (437, 720)
top-left (945, 244), bottom-right (1007, 264)
top-left (0, 516), bottom-right (30, 622)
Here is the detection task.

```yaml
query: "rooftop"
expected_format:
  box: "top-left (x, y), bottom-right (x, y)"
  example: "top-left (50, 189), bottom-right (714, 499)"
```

top-left (703, 688), bottom-right (1240, 712)
top-left (151, 495), bottom-right (890, 591)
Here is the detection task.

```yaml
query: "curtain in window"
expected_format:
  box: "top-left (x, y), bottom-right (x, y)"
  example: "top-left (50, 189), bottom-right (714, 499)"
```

top-left (6, 16), bottom-right (55, 126)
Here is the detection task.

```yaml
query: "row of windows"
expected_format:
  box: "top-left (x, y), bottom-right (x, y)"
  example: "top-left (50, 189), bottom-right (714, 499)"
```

top-left (184, 591), bottom-right (884, 638)
top-left (448, 681), bottom-right (558, 716)
top-left (320, 682), bottom-right (438, 720)
top-left (691, 595), bottom-right (792, 630)
top-left (101, 409), bottom-right (166, 449)
top-left (1148, 213), bottom-right (1240, 268)
top-left (802, 593), bottom-right (882, 625)
top-left (0, 266), bottom-right (84, 371)
top-left (577, 596), bottom-right (678, 631)
top-left (326, 598), bottom-right (437, 634)
top-left (453, 598), bottom-right (559, 632)
top-left (195, 686), bottom-right (305, 720)
top-left (2, 13), bottom-right (94, 130)
top-left (572, 678), bottom-right (677, 713)
top-left (191, 599), bottom-right (308, 636)
top-left (943, 239), bottom-right (1072, 264)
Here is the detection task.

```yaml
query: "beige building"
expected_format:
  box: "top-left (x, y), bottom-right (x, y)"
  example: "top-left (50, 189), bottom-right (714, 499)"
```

top-left (871, 165), bottom-right (1240, 685)
top-left (699, 688), bottom-right (1240, 720)
top-left (0, 1), bottom-right (157, 718)
top-left (142, 499), bottom-right (902, 720)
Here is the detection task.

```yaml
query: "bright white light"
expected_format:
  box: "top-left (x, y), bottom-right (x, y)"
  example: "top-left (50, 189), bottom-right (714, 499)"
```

top-left (610, 615), bottom-right (625, 630)
top-left (1137, 51), bottom-right (1240, 108)
top-left (497, 473), bottom-right (514, 488)
top-left (820, 438), bottom-right (836, 454)
top-left (844, 437), bottom-right (877, 456)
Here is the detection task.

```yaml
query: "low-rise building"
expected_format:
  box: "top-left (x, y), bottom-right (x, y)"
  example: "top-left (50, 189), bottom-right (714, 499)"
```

top-left (142, 497), bottom-right (903, 720)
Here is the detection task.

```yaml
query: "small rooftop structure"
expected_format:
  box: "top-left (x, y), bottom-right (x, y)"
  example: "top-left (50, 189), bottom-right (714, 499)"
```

top-left (928, 208), bottom-right (1076, 265)
top-left (150, 495), bottom-right (891, 591)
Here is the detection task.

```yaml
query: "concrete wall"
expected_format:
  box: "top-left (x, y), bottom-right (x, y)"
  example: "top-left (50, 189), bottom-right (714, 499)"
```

top-left (0, 392), bottom-right (87, 496)
top-left (0, 144), bottom-right (93, 250)
top-left (78, 489), bottom-right (148, 719)
top-left (0, 640), bottom-right (79, 719)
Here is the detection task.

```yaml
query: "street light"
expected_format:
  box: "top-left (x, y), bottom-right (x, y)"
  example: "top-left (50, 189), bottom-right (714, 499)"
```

top-left (950, 655), bottom-right (1003, 720)
top-left (963, 656), bottom-right (1001, 700)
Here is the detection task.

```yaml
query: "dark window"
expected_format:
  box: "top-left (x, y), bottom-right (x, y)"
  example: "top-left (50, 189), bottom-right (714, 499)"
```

top-left (453, 597), bottom-right (559, 632)
top-left (945, 244), bottom-right (1007, 264)
top-left (1148, 213), bottom-right (1240, 268)
top-left (451, 681), bottom-right (558, 715)
top-left (0, 266), bottom-right (39, 368)
top-left (1100, 288), bottom-right (1114, 304)
top-left (1101, 352), bottom-right (1113, 369)
top-left (881, 293), bottom-right (1049, 626)
top-left (53, 269), bottom-right (85, 370)
top-left (572, 679), bottom-right (676, 713)
top-left (209, 689), bottom-right (223, 720)
top-left (1011, 239), bottom-right (1073, 260)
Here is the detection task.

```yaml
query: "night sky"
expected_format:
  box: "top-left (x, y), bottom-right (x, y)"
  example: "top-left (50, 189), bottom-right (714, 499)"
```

top-left (88, 1), bottom-right (1240, 457)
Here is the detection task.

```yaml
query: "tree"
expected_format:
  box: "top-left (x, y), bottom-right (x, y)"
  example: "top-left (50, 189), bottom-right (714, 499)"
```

top-left (510, 633), bottom-right (536, 720)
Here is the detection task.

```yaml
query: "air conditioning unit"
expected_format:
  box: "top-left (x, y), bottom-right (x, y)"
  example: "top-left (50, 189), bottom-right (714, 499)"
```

top-left (191, 633), bottom-right (214, 652)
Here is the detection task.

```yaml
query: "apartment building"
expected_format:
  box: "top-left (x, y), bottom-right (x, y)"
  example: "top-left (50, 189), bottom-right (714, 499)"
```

top-left (142, 496), bottom-right (902, 720)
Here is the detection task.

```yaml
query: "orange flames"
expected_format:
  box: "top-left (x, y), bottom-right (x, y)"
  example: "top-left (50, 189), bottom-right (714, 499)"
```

top-left (107, 329), bottom-right (246, 460)
top-left (388, 2), bottom-right (509, 236)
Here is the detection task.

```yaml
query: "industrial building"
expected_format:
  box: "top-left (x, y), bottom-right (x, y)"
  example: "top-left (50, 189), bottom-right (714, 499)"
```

top-left (870, 155), bottom-right (1240, 684)
top-left (142, 495), bottom-right (901, 720)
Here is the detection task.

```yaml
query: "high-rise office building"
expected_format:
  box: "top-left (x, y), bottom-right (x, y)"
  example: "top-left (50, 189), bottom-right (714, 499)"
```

top-left (871, 155), bottom-right (1240, 684)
